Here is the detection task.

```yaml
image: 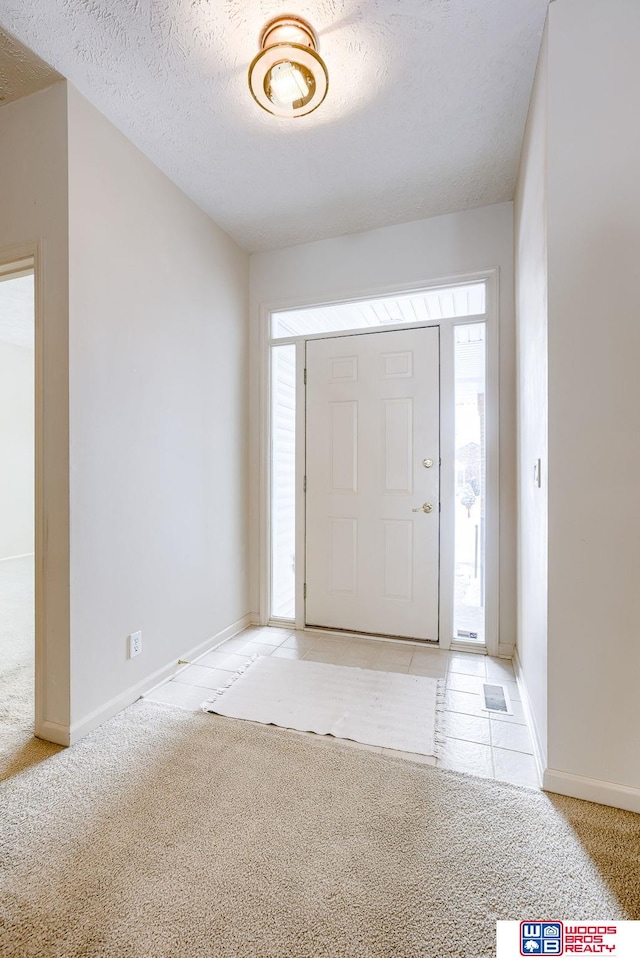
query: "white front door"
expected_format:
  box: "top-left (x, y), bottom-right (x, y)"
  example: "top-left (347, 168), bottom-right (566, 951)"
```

top-left (305, 326), bottom-right (440, 640)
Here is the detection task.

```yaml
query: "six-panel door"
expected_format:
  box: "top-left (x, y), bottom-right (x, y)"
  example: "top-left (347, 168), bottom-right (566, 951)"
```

top-left (305, 326), bottom-right (440, 640)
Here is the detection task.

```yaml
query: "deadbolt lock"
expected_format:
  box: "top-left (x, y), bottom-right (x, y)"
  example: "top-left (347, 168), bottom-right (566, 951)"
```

top-left (422, 458), bottom-right (434, 468)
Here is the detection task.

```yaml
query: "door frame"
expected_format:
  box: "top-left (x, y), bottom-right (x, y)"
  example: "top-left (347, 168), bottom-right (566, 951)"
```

top-left (0, 242), bottom-right (45, 730)
top-left (259, 268), bottom-right (500, 655)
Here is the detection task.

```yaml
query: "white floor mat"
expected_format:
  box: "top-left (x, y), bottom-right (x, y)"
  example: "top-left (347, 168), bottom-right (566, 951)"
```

top-left (203, 655), bottom-right (443, 756)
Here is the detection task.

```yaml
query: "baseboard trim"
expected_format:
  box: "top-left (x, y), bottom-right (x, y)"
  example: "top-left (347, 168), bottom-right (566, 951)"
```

top-left (498, 642), bottom-right (515, 659)
top-left (160, 613), bottom-right (259, 684)
top-left (67, 613), bottom-right (254, 746)
top-left (513, 647), bottom-right (547, 785)
top-left (36, 719), bottom-right (70, 747)
top-left (543, 768), bottom-right (640, 814)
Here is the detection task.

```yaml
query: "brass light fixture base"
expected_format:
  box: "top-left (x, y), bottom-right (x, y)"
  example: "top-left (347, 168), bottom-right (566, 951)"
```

top-left (259, 15), bottom-right (318, 51)
top-left (248, 14), bottom-right (328, 118)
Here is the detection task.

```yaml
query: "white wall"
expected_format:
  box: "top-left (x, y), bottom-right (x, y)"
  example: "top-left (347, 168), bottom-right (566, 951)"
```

top-left (545, 0), bottom-right (640, 800)
top-left (66, 86), bottom-right (250, 736)
top-left (0, 339), bottom-right (34, 559)
top-left (515, 0), bottom-right (640, 810)
top-left (0, 83), bottom-right (71, 738)
top-left (514, 25), bottom-right (548, 767)
top-left (249, 203), bottom-right (516, 649)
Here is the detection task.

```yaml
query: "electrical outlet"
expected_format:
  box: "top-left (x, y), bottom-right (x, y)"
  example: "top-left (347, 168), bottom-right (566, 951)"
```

top-left (128, 631), bottom-right (142, 658)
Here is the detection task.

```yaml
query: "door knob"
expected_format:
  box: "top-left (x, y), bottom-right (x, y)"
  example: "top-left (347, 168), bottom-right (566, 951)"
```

top-left (422, 458), bottom-right (434, 468)
top-left (412, 502), bottom-right (434, 514)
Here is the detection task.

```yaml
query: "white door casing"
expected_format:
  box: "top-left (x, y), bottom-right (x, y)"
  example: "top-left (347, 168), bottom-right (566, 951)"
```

top-left (305, 326), bottom-right (440, 640)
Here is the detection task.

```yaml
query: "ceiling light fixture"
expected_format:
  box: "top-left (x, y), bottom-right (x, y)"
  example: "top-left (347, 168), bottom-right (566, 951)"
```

top-left (248, 14), bottom-right (328, 118)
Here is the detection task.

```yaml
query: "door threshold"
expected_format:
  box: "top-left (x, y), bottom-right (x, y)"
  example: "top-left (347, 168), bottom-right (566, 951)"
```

top-left (450, 639), bottom-right (487, 655)
top-left (301, 625), bottom-right (440, 649)
top-left (266, 621), bottom-right (488, 655)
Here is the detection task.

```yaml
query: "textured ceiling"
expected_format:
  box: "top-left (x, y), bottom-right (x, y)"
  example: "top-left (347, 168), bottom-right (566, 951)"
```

top-left (0, 26), bottom-right (60, 105)
top-left (0, 1), bottom-right (548, 252)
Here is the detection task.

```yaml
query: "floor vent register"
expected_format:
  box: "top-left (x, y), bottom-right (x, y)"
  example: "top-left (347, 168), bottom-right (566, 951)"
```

top-left (481, 683), bottom-right (511, 714)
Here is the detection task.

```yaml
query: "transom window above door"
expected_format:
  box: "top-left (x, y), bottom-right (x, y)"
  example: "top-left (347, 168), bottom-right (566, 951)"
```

top-left (271, 282), bottom-right (486, 340)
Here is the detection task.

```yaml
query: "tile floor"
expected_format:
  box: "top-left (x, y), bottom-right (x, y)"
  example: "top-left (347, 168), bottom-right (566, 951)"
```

top-left (144, 626), bottom-right (539, 789)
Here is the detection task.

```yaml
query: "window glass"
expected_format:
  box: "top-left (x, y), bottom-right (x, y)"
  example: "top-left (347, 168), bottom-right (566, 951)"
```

top-left (454, 323), bottom-right (486, 644)
top-left (271, 345), bottom-right (296, 619)
top-left (272, 282), bottom-right (486, 339)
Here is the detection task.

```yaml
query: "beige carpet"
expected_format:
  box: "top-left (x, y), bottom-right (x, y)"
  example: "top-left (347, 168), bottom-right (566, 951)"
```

top-left (204, 655), bottom-right (442, 755)
top-left (0, 556), bottom-right (62, 781)
top-left (1, 700), bottom-right (639, 958)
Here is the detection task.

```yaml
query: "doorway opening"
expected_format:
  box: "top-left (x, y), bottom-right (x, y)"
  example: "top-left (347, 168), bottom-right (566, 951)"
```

top-left (0, 258), bottom-right (57, 778)
top-left (0, 265), bottom-right (35, 767)
top-left (263, 275), bottom-right (497, 653)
